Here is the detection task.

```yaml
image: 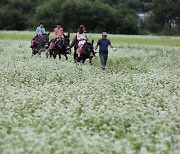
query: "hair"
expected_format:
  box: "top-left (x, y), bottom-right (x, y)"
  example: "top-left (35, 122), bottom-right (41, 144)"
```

top-left (57, 23), bottom-right (62, 26)
top-left (40, 22), bottom-right (44, 25)
top-left (78, 25), bottom-right (85, 34)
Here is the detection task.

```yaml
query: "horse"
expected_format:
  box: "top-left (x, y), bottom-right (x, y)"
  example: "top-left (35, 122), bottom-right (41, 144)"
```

top-left (46, 33), bottom-right (71, 60)
top-left (74, 40), bottom-right (95, 64)
top-left (31, 33), bottom-right (50, 57)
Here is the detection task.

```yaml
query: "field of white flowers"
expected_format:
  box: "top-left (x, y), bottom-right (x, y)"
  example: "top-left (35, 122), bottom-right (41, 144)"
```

top-left (0, 37), bottom-right (180, 154)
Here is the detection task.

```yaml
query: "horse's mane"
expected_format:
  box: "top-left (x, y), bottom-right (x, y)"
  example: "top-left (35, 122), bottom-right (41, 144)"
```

top-left (37, 34), bottom-right (49, 49)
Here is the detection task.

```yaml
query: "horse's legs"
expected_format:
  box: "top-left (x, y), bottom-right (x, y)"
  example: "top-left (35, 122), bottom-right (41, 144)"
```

top-left (52, 50), bottom-right (56, 59)
top-left (76, 57), bottom-right (81, 62)
top-left (53, 52), bottom-right (56, 59)
top-left (74, 51), bottom-right (77, 60)
top-left (89, 58), bottom-right (92, 65)
top-left (59, 54), bottom-right (61, 60)
top-left (38, 51), bottom-right (41, 58)
top-left (50, 50), bottom-right (52, 58)
top-left (31, 52), bottom-right (34, 57)
top-left (82, 59), bottom-right (85, 64)
top-left (46, 49), bottom-right (49, 59)
top-left (65, 54), bottom-right (68, 60)
top-left (74, 51), bottom-right (78, 63)
top-left (31, 48), bottom-right (36, 57)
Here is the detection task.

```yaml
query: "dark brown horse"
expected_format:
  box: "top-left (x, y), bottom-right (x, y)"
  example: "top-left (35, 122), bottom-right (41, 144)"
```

top-left (46, 33), bottom-right (71, 60)
top-left (74, 40), bottom-right (95, 64)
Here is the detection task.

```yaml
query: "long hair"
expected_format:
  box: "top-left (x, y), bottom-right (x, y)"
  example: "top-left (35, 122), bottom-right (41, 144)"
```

top-left (78, 25), bottom-right (85, 34)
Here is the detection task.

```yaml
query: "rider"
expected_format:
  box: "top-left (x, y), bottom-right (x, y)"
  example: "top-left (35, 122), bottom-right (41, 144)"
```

top-left (30, 22), bottom-right (46, 48)
top-left (68, 25), bottom-right (88, 57)
top-left (49, 23), bottom-right (64, 50)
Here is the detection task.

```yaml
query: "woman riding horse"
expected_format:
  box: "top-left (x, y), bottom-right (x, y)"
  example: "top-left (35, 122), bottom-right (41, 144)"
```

top-left (68, 25), bottom-right (88, 57)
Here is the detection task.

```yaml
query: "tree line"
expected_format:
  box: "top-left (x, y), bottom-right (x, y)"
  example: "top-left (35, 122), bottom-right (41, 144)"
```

top-left (0, 0), bottom-right (180, 35)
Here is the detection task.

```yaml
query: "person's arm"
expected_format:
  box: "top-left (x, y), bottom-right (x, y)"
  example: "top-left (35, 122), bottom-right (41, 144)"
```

top-left (43, 28), bottom-right (46, 34)
top-left (109, 40), bottom-right (116, 51)
top-left (36, 27), bottom-right (41, 35)
top-left (69, 35), bottom-right (77, 48)
top-left (85, 34), bottom-right (88, 41)
top-left (94, 39), bottom-right (100, 51)
top-left (54, 28), bottom-right (58, 38)
top-left (94, 44), bottom-right (98, 50)
top-left (110, 44), bottom-right (114, 48)
top-left (60, 28), bottom-right (64, 38)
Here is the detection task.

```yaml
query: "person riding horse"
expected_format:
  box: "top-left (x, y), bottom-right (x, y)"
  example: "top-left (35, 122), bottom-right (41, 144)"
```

top-left (67, 25), bottom-right (88, 57)
top-left (47, 33), bottom-right (71, 60)
top-left (74, 40), bottom-right (95, 64)
top-left (49, 23), bottom-right (64, 50)
top-left (30, 22), bottom-right (46, 48)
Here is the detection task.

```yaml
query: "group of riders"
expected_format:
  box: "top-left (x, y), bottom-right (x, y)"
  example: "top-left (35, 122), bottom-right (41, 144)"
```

top-left (30, 22), bottom-right (116, 69)
top-left (30, 22), bottom-right (88, 58)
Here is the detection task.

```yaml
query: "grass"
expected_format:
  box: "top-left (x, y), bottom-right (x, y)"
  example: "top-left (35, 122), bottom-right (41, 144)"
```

top-left (0, 30), bottom-right (180, 46)
top-left (0, 31), bottom-right (179, 153)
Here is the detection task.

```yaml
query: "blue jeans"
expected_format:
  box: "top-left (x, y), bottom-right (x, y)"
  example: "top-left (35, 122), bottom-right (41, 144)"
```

top-left (52, 38), bottom-right (57, 43)
top-left (99, 53), bottom-right (108, 69)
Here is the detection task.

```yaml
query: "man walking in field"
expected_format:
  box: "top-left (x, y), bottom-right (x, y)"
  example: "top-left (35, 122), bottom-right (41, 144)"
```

top-left (94, 32), bottom-right (116, 70)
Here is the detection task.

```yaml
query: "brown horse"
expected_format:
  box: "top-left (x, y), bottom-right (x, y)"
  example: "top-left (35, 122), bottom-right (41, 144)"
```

top-left (46, 33), bottom-right (71, 60)
top-left (31, 33), bottom-right (50, 57)
top-left (74, 40), bottom-right (95, 64)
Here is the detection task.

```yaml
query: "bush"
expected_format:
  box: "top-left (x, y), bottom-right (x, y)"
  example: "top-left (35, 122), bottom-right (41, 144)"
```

top-left (115, 10), bottom-right (139, 34)
top-left (0, 8), bottom-right (27, 30)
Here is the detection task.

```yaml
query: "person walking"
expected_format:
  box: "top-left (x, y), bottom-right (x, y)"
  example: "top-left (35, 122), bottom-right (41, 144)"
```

top-left (94, 32), bottom-right (116, 70)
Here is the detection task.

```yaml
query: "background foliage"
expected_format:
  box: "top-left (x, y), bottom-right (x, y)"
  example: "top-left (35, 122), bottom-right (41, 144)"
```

top-left (0, 0), bottom-right (180, 35)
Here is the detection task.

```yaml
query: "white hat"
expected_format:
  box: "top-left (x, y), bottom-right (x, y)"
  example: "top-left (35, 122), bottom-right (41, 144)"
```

top-left (102, 32), bottom-right (107, 36)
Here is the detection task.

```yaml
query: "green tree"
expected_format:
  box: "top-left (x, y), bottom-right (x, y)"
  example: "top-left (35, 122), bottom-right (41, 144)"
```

top-left (35, 0), bottom-right (117, 33)
top-left (35, 0), bottom-right (65, 31)
top-left (115, 9), bottom-right (139, 34)
top-left (152, 0), bottom-right (180, 35)
top-left (0, 7), bottom-right (26, 30)
top-left (0, 0), bottom-right (146, 34)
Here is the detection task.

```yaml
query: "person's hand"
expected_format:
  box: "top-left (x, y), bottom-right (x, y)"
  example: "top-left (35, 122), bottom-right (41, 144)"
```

top-left (66, 46), bottom-right (70, 50)
top-left (113, 47), bottom-right (116, 51)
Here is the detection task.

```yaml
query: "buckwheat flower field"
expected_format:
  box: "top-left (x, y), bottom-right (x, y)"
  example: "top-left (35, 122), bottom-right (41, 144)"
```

top-left (0, 32), bottom-right (180, 154)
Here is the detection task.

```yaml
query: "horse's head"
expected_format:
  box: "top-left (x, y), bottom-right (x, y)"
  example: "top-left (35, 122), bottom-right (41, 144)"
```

top-left (40, 33), bottom-right (50, 48)
top-left (63, 33), bottom-right (70, 47)
top-left (43, 33), bottom-right (50, 43)
top-left (85, 40), bottom-right (95, 58)
top-left (60, 33), bottom-right (71, 54)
